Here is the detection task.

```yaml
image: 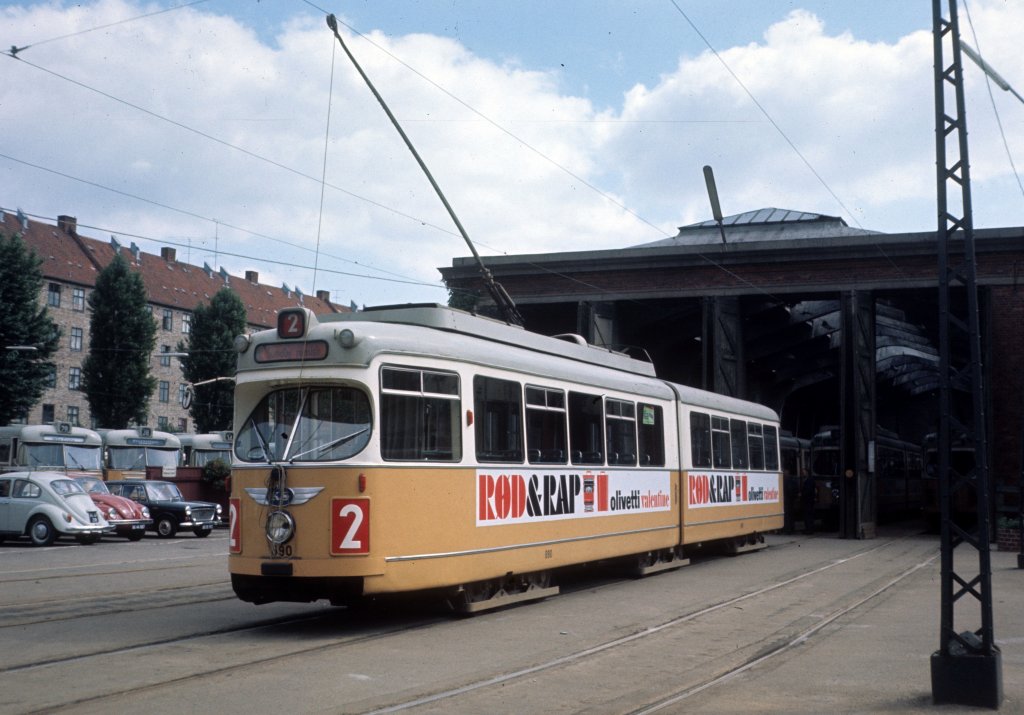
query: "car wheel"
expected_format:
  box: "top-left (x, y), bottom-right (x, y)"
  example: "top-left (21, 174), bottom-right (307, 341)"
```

top-left (156, 517), bottom-right (177, 538)
top-left (193, 528), bottom-right (211, 538)
top-left (127, 531), bottom-right (145, 542)
top-left (76, 534), bottom-right (100, 545)
top-left (29, 516), bottom-right (56, 546)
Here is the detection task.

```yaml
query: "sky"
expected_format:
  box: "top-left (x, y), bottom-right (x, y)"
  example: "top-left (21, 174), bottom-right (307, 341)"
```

top-left (2, 0), bottom-right (1023, 309)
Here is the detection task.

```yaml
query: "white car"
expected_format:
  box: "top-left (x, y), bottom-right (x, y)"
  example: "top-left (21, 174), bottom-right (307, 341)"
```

top-left (0, 471), bottom-right (113, 546)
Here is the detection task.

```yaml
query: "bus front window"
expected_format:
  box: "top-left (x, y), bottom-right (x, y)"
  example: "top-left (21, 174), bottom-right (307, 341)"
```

top-left (65, 445), bottom-right (102, 471)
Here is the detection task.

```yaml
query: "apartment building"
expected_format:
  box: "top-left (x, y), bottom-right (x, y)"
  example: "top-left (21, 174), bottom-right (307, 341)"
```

top-left (1, 210), bottom-right (342, 430)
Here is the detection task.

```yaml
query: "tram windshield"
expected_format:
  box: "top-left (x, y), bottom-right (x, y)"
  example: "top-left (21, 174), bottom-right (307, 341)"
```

top-left (191, 449), bottom-right (232, 467)
top-left (24, 444), bottom-right (102, 471)
top-left (237, 386), bottom-right (372, 463)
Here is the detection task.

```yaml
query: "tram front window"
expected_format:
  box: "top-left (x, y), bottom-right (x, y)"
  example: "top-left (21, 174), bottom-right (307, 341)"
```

top-left (237, 386), bottom-right (372, 463)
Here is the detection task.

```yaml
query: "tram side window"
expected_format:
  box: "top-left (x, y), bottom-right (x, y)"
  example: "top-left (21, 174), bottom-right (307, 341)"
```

top-left (763, 425), bottom-right (779, 471)
top-left (690, 412), bottom-right (712, 468)
top-left (474, 376), bottom-right (523, 463)
top-left (526, 386), bottom-right (567, 464)
top-left (712, 416), bottom-right (731, 468)
top-left (730, 419), bottom-right (749, 469)
top-left (381, 366), bottom-right (461, 462)
top-left (569, 391), bottom-right (604, 465)
top-left (637, 403), bottom-right (665, 466)
top-left (0, 441), bottom-right (10, 465)
top-left (748, 423), bottom-right (765, 470)
top-left (606, 398), bottom-right (637, 466)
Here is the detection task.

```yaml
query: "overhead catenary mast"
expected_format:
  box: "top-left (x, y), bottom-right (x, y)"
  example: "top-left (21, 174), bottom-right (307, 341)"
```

top-left (325, 14), bottom-right (523, 326)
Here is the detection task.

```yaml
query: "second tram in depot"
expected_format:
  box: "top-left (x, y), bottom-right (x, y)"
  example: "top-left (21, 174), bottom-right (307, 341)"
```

top-left (228, 304), bottom-right (783, 612)
top-left (808, 425), bottom-right (923, 526)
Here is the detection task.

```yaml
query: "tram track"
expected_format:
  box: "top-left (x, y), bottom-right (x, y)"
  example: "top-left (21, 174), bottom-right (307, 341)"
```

top-left (359, 535), bottom-right (938, 714)
top-left (4, 535), bottom-right (938, 715)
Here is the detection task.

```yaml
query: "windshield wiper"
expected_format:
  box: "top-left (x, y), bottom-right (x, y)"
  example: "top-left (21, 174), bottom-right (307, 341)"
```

top-left (289, 427), bottom-right (369, 462)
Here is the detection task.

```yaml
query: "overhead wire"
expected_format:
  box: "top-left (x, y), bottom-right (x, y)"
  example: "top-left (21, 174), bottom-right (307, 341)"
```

top-left (963, 0), bottom-right (1024, 206)
top-left (0, 152), bottom-right (433, 290)
top-left (0, 205), bottom-right (453, 293)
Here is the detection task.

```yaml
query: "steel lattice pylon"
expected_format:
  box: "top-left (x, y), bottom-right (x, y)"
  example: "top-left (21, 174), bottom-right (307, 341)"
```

top-left (929, 0), bottom-right (1002, 708)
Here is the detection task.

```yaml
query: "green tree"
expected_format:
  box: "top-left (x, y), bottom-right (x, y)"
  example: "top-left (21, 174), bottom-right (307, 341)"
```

top-left (0, 232), bottom-right (60, 425)
top-left (178, 287), bottom-right (247, 433)
top-left (82, 253), bottom-right (156, 428)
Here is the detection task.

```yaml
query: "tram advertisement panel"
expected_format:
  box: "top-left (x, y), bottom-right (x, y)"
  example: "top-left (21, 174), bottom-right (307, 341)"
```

top-left (687, 471), bottom-right (779, 509)
top-left (477, 469), bottom-right (671, 526)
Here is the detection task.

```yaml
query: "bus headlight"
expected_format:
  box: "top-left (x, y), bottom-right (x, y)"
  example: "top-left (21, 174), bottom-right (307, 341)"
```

top-left (266, 510), bottom-right (295, 545)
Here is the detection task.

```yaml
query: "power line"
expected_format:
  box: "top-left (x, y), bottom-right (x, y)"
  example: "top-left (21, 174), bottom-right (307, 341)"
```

top-left (0, 205), bottom-right (452, 294)
top-left (7, 0), bottom-right (209, 56)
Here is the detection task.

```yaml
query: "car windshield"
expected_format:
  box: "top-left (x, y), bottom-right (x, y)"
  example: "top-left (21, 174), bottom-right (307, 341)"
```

top-left (236, 386), bottom-right (371, 463)
top-left (76, 476), bottom-right (109, 494)
top-left (145, 482), bottom-right (183, 501)
top-left (50, 479), bottom-right (87, 496)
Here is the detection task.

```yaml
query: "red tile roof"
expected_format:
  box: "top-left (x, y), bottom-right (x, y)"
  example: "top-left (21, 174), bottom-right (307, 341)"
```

top-left (2, 212), bottom-right (344, 327)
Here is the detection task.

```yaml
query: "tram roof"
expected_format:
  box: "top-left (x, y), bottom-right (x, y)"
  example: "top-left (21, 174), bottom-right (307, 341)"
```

top-left (320, 303), bottom-right (659, 378)
top-left (302, 305), bottom-right (776, 421)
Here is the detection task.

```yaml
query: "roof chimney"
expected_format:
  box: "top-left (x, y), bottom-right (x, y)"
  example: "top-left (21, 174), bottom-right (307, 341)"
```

top-left (57, 215), bottom-right (77, 235)
top-left (161, 247), bottom-right (177, 262)
top-left (245, 270), bottom-right (259, 284)
top-left (129, 241), bottom-right (141, 262)
top-left (316, 290), bottom-right (331, 303)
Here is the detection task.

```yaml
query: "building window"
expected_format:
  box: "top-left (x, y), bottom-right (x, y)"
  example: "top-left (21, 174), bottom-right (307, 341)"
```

top-left (178, 383), bottom-right (188, 406)
top-left (70, 327), bottom-right (83, 352)
top-left (160, 345), bottom-right (171, 367)
top-left (158, 416), bottom-right (169, 431)
top-left (162, 309), bottom-right (173, 331)
top-left (44, 366), bottom-right (57, 389)
top-left (181, 313), bottom-right (192, 334)
top-left (67, 406), bottom-right (80, 426)
top-left (178, 418), bottom-right (188, 432)
top-left (47, 283), bottom-right (61, 307)
top-left (159, 381), bottom-right (170, 403)
top-left (72, 287), bottom-right (86, 311)
top-left (41, 404), bottom-right (55, 424)
top-left (69, 367), bottom-right (82, 390)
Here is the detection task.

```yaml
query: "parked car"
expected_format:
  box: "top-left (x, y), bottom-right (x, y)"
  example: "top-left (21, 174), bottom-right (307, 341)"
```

top-left (0, 471), bottom-right (113, 546)
top-left (73, 476), bottom-right (152, 541)
top-left (105, 479), bottom-right (221, 538)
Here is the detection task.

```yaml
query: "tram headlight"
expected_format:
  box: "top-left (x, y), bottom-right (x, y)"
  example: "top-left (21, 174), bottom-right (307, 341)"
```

top-left (337, 328), bottom-right (361, 348)
top-left (234, 333), bottom-right (251, 354)
top-left (266, 510), bottom-right (295, 545)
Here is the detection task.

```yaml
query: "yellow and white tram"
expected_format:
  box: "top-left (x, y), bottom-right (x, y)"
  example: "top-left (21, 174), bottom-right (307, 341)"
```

top-left (228, 305), bottom-right (783, 611)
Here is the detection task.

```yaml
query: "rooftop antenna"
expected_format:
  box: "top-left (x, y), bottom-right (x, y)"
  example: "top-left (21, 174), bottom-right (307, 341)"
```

top-left (703, 165), bottom-right (728, 244)
top-left (325, 14), bottom-right (523, 325)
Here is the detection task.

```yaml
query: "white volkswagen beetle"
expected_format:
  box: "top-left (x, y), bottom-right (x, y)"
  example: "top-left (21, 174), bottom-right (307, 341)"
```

top-left (0, 471), bottom-right (113, 546)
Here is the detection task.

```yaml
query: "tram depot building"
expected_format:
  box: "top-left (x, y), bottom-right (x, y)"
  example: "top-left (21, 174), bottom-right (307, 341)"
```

top-left (6, 206), bottom-right (1023, 539)
top-left (441, 207), bottom-right (1024, 538)
top-left (1, 211), bottom-right (341, 432)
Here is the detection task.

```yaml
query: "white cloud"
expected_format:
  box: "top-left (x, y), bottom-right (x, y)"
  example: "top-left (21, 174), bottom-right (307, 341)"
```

top-left (2, 0), bottom-right (1023, 307)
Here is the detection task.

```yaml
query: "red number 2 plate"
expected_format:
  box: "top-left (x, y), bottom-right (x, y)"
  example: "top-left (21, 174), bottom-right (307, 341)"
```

top-left (331, 498), bottom-right (369, 555)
